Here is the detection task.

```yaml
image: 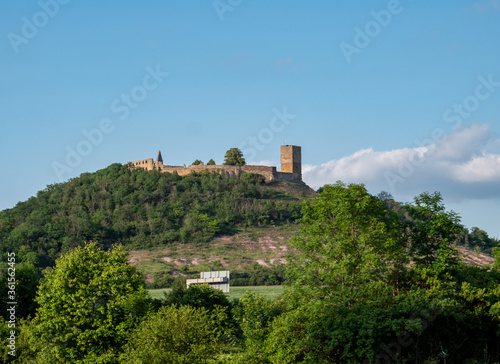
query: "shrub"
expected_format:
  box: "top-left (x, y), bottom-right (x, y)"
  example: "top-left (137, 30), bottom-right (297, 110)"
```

top-left (121, 305), bottom-right (228, 364)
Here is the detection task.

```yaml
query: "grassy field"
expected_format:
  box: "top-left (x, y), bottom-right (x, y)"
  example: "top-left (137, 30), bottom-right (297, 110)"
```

top-left (148, 285), bottom-right (285, 301)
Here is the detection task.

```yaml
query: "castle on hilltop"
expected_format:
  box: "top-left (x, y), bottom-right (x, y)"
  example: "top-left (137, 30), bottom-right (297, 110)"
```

top-left (127, 145), bottom-right (303, 183)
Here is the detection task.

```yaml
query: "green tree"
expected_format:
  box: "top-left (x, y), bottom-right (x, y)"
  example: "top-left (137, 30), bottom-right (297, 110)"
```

top-left (232, 292), bottom-right (283, 362)
top-left (405, 191), bottom-right (462, 273)
top-left (121, 305), bottom-right (228, 364)
top-left (163, 278), bottom-right (187, 306)
top-left (261, 185), bottom-right (500, 364)
top-left (164, 283), bottom-right (237, 346)
top-left (192, 159), bottom-right (203, 165)
top-left (0, 262), bottom-right (39, 319)
top-left (207, 158), bottom-right (216, 165)
top-left (178, 284), bottom-right (231, 311)
top-left (31, 242), bottom-right (150, 363)
top-left (468, 226), bottom-right (498, 252)
top-left (223, 148), bottom-right (246, 166)
top-left (492, 247), bottom-right (500, 270)
top-left (287, 182), bottom-right (406, 303)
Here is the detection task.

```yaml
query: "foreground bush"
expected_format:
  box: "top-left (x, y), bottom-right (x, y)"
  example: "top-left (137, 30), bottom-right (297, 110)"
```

top-left (30, 242), bottom-right (150, 363)
top-left (121, 305), bottom-right (229, 363)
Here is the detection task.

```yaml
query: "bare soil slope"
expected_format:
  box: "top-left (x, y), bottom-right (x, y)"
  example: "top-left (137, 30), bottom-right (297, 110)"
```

top-left (129, 225), bottom-right (495, 282)
top-left (128, 225), bottom-right (299, 280)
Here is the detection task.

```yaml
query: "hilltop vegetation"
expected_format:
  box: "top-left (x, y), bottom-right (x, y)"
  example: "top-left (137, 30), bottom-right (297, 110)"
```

top-left (0, 163), bottom-right (309, 270)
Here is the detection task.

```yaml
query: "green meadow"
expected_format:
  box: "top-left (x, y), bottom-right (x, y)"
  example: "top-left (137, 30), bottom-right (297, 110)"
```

top-left (148, 285), bottom-right (285, 301)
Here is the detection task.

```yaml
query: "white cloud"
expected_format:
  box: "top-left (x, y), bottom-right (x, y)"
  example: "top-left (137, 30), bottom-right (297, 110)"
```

top-left (452, 153), bottom-right (500, 182)
top-left (303, 123), bottom-right (500, 201)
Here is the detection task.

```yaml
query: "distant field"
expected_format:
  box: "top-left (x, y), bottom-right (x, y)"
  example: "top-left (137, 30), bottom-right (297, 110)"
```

top-left (148, 285), bottom-right (285, 301)
top-left (226, 286), bottom-right (285, 300)
top-left (148, 288), bottom-right (171, 300)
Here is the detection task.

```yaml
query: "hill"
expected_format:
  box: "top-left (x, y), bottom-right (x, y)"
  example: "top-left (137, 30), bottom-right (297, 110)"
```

top-left (0, 163), bottom-right (313, 270)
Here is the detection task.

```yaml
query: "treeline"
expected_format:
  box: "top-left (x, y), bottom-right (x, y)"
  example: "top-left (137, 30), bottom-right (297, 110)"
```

top-left (377, 191), bottom-right (500, 254)
top-left (0, 164), bottom-right (302, 270)
top-left (464, 226), bottom-right (500, 253)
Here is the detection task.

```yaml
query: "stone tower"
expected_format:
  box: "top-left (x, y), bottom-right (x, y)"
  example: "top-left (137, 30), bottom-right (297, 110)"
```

top-left (156, 150), bottom-right (164, 169)
top-left (280, 145), bottom-right (301, 179)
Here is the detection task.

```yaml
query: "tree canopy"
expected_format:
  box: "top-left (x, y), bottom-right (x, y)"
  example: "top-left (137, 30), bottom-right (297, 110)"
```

top-left (121, 305), bottom-right (228, 364)
top-left (30, 242), bottom-right (150, 363)
top-left (223, 148), bottom-right (246, 166)
top-left (288, 181), bottom-right (406, 303)
top-left (405, 191), bottom-right (462, 272)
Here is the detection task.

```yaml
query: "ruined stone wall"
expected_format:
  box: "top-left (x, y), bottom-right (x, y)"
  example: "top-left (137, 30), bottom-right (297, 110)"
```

top-left (240, 165), bottom-right (302, 183)
top-left (126, 146), bottom-right (303, 183)
top-left (160, 164), bottom-right (242, 178)
top-left (127, 160), bottom-right (302, 183)
top-left (157, 164), bottom-right (281, 181)
top-left (130, 158), bottom-right (154, 170)
top-left (274, 171), bottom-right (303, 183)
top-left (240, 165), bottom-right (277, 181)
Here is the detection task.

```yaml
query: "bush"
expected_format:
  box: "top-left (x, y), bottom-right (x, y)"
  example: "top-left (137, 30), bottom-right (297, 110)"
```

top-left (263, 288), bottom-right (500, 363)
top-left (0, 262), bottom-right (39, 319)
top-left (232, 292), bottom-right (283, 362)
top-left (30, 242), bottom-right (150, 363)
top-left (230, 264), bottom-right (287, 286)
top-left (241, 173), bottom-right (265, 184)
top-left (121, 305), bottom-right (229, 364)
top-left (170, 283), bottom-right (232, 312)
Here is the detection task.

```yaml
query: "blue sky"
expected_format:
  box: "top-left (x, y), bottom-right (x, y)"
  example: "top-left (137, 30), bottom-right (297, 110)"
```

top-left (1, 0), bottom-right (500, 237)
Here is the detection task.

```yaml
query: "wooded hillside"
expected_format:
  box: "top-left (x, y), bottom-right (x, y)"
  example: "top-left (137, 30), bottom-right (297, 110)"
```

top-left (0, 164), bottom-right (311, 269)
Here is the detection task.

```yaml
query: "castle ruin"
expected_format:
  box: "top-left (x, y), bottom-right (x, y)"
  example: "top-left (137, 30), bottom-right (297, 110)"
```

top-left (127, 145), bottom-right (303, 183)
